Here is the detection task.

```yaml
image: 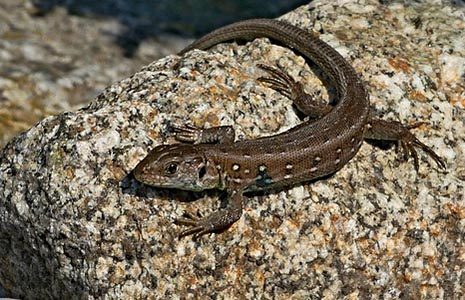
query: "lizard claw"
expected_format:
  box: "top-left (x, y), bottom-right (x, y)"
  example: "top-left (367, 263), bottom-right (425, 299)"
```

top-left (395, 128), bottom-right (446, 172)
top-left (367, 120), bottom-right (446, 172)
top-left (406, 121), bottom-right (426, 130)
top-left (174, 205), bottom-right (243, 239)
top-left (256, 63), bottom-right (299, 99)
top-left (174, 211), bottom-right (216, 239)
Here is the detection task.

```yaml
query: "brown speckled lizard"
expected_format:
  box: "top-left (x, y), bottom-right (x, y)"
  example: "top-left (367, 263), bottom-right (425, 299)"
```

top-left (133, 19), bottom-right (445, 239)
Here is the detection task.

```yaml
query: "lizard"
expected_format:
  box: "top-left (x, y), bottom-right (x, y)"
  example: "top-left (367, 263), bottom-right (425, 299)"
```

top-left (133, 19), bottom-right (446, 239)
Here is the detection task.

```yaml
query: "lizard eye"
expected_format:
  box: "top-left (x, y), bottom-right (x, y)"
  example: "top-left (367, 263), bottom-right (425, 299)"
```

top-left (164, 162), bottom-right (178, 175)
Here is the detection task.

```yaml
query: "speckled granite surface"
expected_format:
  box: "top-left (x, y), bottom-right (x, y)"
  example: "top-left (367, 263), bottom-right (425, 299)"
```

top-left (1, 0), bottom-right (464, 298)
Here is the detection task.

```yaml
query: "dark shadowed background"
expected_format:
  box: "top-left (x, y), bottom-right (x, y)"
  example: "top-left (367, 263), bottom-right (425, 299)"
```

top-left (31, 0), bottom-right (309, 56)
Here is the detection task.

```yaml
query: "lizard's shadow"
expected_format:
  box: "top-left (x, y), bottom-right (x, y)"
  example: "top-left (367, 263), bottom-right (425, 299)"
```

top-left (244, 172), bottom-right (337, 200)
top-left (122, 169), bottom-right (337, 209)
top-left (122, 171), bottom-right (225, 206)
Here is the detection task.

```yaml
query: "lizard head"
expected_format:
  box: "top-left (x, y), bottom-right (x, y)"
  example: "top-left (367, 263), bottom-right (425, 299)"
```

top-left (133, 144), bottom-right (220, 192)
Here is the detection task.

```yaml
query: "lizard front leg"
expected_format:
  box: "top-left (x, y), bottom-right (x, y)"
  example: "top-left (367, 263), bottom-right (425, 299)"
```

top-left (172, 124), bottom-right (235, 144)
top-left (175, 189), bottom-right (244, 239)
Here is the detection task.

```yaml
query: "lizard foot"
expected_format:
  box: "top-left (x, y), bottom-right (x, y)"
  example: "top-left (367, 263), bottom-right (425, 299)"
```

top-left (256, 63), bottom-right (331, 118)
top-left (172, 124), bottom-right (236, 144)
top-left (256, 63), bottom-right (300, 99)
top-left (366, 119), bottom-right (446, 172)
top-left (172, 124), bottom-right (202, 143)
top-left (174, 208), bottom-right (242, 239)
top-left (395, 128), bottom-right (446, 172)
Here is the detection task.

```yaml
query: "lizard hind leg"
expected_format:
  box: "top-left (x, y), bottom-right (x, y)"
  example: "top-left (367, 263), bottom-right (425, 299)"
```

top-left (257, 63), bottom-right (332, 119)
top-left (365, 119), bottom-right (446, 172)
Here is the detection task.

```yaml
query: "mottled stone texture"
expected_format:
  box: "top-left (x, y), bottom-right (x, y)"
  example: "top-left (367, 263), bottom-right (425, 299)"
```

top-left (1, 0), bottom-right (464, 299)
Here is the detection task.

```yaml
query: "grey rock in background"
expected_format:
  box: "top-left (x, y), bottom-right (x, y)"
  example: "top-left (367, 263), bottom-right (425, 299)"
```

top-left (1, 0), bottom-right (464, 298)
